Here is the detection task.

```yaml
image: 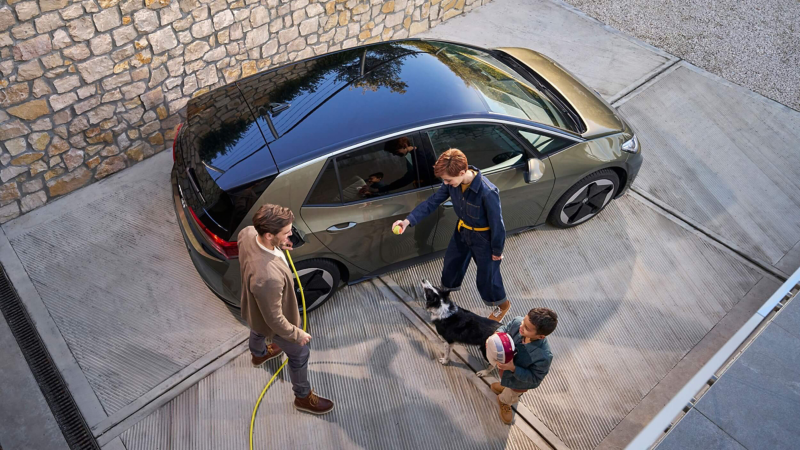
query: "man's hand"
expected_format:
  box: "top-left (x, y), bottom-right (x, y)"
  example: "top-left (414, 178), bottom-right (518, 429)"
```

top-left (492, 254), bottom-right (503, 261)
top-left (298, 330), bottom-right (312, 346)
top-left (497, 358), bottom-right (515, 372)
top-left (391, 219), bottom-right (410, 235)
top-left (280, 239), bottom-right (293, 251)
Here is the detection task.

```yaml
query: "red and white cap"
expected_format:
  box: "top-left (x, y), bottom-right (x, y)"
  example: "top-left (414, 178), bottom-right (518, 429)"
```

top-left (486, 332), bottom-right (515, 366)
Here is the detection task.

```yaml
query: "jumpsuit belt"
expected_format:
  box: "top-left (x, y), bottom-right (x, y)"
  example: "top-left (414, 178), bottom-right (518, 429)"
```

top-left (457, 219), bottom-right (490, 232)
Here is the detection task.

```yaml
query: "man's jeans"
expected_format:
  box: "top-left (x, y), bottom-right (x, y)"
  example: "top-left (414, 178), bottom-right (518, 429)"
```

top-left (441, 228), bottom-right (507, 306)
top-left (249, 330), bottom-right (311, 398)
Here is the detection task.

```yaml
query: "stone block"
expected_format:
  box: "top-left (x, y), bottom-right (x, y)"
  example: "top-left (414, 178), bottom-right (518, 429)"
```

top-left (1, 165), bottom-right (27, 182)
top-left (185, 41), bottom-right (210, 61)
top-left (20, 190), bottom-right (46, 213)
top-left (87, 104), bottom-right (116, 124)
top-left (41, 52), bottom-right (63, 69)
top-left (15, 2), bottom-right (40, 22)
top-left (77, 56), bottom-right (114, 83)
top-left (31, 118), bottom-right (52, 131)
top-left (40, 0), bottom-right (68, 12)
top-left (213, 9), bottom-right (234, 29)
top-left (12, 23), bottom-right (37, 40)
top-left (133, 8), bottom-right (159, 32)
top-left (10, 151), bottom-right (44, 165)
top-left (28, 132), bottom-right (50, 151)
top-left (112, 24), bottom-right (138, 46)
top-left (246, 23), bottom-right (270, 48)
top-left (0, 182), bottom-right (21, 206)
top-left (159, 1), bottom-right (181, 25)
top-left (47, 166), bottom-right (91, 195)
top-left (94, 155), bottom-right (125, 179)
top-left (196, 64), bottom-right (218, 87)
top-left (63, 148), bottom-right (84, 171)
top-left (139, 88), bottom-right (163, 109)
top-left (0, 8), bottom-right (15, 33)
top-left (148, 26), bottom-right (178, 53)
top-left (203, 46), bottom-right (226, 62)
top-left (0, 202), bottom-right (20, 223)
top-left (77, 84), bottom-right (97, 99)
top-left (1, 83), bottom-right (30, 105)
top-left (3, 137), bottom-right (28, 156)
top-left (191, 18), bottom-right (213, 38)
top-left (17, 60), bottom-right (43, 81)
top-left (34, 12), bottom-right (64, 34)
top-left (60, 3), bottom-right (84, 20)
top-left (52, 76), bottom-right (80, 94)
top-left (93, 6), bottom-right (121, 32)
top-left (90, 33), bottom-right (114, 55)
top-left (67, 17), bottom-right (95, 41)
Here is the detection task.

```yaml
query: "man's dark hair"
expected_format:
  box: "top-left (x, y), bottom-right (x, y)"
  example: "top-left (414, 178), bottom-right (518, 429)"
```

top-left (383, 136), bottom-right (412, 156)
top-left (368, 172), bottom-right (384, 180)
top-left (252, 204), bottom-right (294, 236)
top-left (527, 308), bottom-right (558, 336)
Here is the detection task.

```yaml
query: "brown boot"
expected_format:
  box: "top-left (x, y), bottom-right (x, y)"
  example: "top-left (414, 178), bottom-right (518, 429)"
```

top-left (251, 343), bottom-right (283, 367)
top-left (489, 300), bottom-right (511, 322)
top-left (294, 390), bottom-right (334, 415)
top-left (490, 382), bottom-right (504, 395)
top-left (498, 397), bottom-right (513, 425)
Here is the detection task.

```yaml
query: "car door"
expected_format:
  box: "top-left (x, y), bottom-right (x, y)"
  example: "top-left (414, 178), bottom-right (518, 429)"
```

top-left (300, 132), bottom-right (439, 273)
top-left (422, 122), bottom-right (560, 251)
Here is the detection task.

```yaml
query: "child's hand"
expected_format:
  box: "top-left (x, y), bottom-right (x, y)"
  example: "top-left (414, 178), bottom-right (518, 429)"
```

top-left (497, 359), bottom-right (516, 372)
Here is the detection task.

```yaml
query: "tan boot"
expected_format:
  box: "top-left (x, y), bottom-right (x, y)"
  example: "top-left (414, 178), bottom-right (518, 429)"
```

top-left (489, 300), bottom-right (511, 322)
top-left (251, 343), bottom-right (283, 367)
top-left (294, 390), bottom-right (334, 415)
top-left (498, 397), bottom-right (513, 425)
top-left (490, 382), bottom-right (504, 395)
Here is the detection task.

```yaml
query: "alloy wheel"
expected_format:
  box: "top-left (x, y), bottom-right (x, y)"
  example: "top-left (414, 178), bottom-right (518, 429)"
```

top-left (559, 179), bottom-right (615, 225)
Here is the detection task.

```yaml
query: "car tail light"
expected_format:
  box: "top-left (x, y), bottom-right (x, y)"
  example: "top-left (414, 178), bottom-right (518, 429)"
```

top-left (187, 206), bottom-right (239, 259)
top-left (172, 123), bottom-right (183, 162)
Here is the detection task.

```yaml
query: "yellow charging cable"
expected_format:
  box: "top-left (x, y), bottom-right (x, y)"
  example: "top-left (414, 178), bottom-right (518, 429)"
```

top-left (249, 249), bottom-right (307, 450)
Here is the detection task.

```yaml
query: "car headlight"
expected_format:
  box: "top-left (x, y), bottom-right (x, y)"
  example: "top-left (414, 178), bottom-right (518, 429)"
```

top-left (621, 135), bottom-right (639, 154)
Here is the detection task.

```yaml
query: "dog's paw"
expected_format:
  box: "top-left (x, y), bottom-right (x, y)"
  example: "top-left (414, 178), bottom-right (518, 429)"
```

top-left (438, 356), bottom-right (450, 365)
top-left (476, 369), bottom-right (491, 378)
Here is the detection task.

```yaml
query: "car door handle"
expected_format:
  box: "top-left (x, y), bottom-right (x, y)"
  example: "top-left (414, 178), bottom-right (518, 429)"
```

top-left (442, 200), bottom-right (453, 208)
top-left (326, 222), bottom-right (356, 232)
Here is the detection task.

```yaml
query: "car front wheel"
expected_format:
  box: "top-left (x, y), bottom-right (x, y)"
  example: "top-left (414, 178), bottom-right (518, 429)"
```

top-left (548, 170), bottom-right (620, 228)
top-left (290, 258), bottom-right (341, 312)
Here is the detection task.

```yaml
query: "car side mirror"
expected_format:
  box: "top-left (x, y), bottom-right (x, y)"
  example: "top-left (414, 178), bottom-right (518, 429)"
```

top-left (525, 158), bottom-right (545, 183)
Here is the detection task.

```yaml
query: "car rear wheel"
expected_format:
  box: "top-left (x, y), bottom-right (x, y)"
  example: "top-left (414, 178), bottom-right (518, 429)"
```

top-left (548, 170), bottom-right (619, 228)
top-left (291, 258), bottom-right (341, 312)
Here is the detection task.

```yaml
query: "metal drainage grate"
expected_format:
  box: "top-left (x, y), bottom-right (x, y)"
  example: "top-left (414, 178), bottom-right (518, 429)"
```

top-left (0, 264), bottom-right (100, 450)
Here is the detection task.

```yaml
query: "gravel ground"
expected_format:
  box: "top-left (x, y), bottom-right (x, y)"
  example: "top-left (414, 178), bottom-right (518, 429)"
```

top-left (562, 0), bottom-right (800, 111)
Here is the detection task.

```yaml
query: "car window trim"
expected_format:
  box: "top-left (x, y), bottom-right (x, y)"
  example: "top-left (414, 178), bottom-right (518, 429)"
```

top-left (506, 124), bottom-right (580, 159)
top-left (285, 117), bottom-right (584, 181)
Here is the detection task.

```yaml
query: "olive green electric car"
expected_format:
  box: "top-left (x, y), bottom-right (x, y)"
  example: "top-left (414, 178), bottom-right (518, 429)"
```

top-left (172, 39), bottom-right (643, 311)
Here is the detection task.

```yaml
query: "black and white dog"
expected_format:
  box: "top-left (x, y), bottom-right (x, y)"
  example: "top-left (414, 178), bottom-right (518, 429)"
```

top-left (421, 280), bottom-right (501, 372)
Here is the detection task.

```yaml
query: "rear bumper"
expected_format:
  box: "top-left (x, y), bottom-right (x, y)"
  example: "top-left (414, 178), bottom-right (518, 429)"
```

top-left (171, 167), bottom-right (239, 305)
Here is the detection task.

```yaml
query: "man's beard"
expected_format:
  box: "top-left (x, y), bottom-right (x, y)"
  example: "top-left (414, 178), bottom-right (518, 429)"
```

top-left (269, 235), bottom-right (283, 249)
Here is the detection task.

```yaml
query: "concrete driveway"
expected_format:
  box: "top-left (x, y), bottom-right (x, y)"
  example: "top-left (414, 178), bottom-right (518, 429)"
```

top-left (2, 0), bottom-right (797, 449)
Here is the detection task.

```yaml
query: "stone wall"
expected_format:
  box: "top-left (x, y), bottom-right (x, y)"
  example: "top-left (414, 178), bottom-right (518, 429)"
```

top-left (0, 0), bottom-right (491, 223)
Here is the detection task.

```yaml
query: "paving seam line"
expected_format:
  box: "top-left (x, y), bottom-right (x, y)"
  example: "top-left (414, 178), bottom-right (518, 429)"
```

top-left (374, 276), bottom-right (571, 450)
top-left (610, 59), bottom-right (683, 107)
top-left (94, 340), bottom-right (249, 446)
top-left (628, 189), bottom-right (788, 282)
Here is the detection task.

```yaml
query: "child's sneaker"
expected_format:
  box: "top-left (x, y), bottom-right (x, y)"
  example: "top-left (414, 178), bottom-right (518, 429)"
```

top-left (497, 398), bottom-right (513, 424)
top-left (489, 300), bottom-right (511, 321)
top-left (490, 382), bottom-right (504, 395)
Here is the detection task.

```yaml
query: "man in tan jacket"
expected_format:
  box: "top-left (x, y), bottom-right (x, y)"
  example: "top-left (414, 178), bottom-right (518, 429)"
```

top-left (239, 204), bottom-right (334, 415)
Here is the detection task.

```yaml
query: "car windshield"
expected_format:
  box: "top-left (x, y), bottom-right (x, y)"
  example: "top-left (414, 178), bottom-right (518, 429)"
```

top-left (434, 44), bottom-right (571, 131)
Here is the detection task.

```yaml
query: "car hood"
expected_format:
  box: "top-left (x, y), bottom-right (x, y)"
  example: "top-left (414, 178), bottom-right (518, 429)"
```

top-left (497, 47), bottom-right (625, 139)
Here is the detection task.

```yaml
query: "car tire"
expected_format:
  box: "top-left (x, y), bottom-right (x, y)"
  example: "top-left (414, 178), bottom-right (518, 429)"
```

top-left (548, 169), bottom-right (619, 228)
top-left (290, 258), bottom-right (341, 312)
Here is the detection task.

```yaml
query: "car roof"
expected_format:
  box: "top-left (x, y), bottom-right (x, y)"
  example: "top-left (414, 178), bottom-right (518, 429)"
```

top-left (192, 40), bottom-right (505, 189)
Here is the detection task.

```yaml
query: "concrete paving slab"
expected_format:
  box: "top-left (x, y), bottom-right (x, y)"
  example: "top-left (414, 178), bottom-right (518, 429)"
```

top-left (388, 193), bottom-right (771, 450)
top-left (692, 320), bottom-right (800, 450)
top-left (773, 291), bottom-right (800, 341)
top-left (1, 152), bottom-right (247, 419)
top-left (417, 0), bottom-right (676, 101)
top-left (0, 308), bottom-right (69, 450)
top-left (118, 281), bottom-right (547, 450)
top-left (618, 62), bottom-right (800, 275)
top-left (656, 409), bottom-right (745, 450)
top-left (563, 0), bottom-right (800, 112)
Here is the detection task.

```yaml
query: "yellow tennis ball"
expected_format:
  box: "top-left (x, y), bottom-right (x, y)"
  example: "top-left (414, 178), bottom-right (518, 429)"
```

top-left (393, 225), bottom-right (402, 235)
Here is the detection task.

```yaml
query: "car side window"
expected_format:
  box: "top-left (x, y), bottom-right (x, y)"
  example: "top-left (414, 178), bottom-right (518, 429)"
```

top-left (305, 159), bottom-right (340, 205)
top-left (335, 134), bottom-right (426, 203)
top-left (426, 124), bottom-right (526, 174)
top-left (515, 128), bottom-right (573, 155)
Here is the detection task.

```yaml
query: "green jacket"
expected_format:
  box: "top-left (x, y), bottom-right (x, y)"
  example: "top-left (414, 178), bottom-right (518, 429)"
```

top-left (498, 316), bottom-right (553, 390)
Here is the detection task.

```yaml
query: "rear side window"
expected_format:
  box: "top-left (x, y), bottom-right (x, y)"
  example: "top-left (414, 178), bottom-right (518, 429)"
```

top-left (305, 134), bottom-right (433, 205)
top-left (305, 160), bottom-right (340, 205)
